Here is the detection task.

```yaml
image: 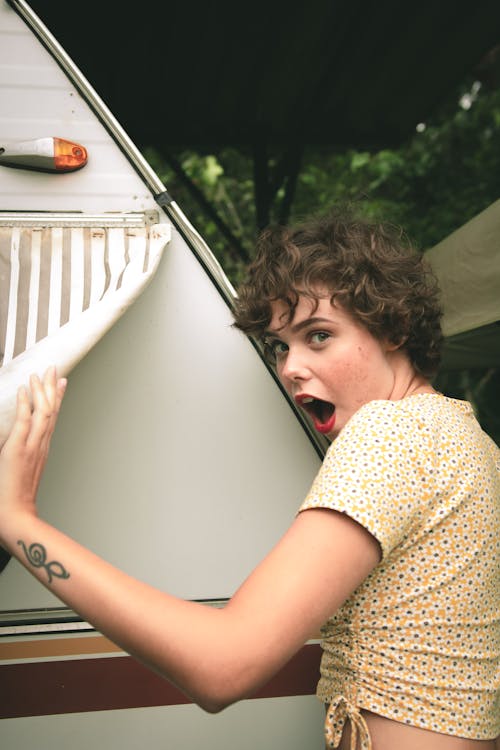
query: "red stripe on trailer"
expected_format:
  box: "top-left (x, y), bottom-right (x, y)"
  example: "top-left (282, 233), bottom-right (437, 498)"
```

top-left (0, 643), bottom-right (321, 718)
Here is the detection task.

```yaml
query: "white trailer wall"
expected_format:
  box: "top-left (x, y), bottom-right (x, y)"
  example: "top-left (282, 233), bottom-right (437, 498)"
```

top-left (0, 0), bottom-right (321, 607)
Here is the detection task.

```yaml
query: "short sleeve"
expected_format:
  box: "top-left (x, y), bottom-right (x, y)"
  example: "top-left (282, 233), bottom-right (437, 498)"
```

top-left (298, 400), bottom-right (435, 558)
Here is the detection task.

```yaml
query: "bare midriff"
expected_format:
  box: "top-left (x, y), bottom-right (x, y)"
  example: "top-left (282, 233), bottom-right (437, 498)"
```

top-left (335, 710), bottom-right (499, 750)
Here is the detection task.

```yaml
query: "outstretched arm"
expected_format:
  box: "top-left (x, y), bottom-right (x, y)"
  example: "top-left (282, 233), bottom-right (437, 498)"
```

top-left (0, 370), bottom-right (380, 713)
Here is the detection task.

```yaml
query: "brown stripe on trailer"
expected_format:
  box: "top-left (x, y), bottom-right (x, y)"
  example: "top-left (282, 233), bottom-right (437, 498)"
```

top-left (0, 634), bottom-right (122, 660)
top-left (0, 643), bottom-right (321, 718)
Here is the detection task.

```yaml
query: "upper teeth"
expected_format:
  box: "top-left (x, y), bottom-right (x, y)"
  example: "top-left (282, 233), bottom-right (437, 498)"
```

top-left (301, 397), bottom-right (314, 403)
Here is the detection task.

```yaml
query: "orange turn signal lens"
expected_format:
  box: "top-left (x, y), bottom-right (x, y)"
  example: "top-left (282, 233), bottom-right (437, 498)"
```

top-left (53, 138), bottom-right (88, 171)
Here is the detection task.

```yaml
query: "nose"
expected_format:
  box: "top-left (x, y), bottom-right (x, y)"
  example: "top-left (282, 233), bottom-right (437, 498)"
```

top-left (278, 346), bottom-right (310, 384)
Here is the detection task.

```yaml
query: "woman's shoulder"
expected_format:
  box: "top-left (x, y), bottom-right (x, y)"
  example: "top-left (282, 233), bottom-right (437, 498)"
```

top-left (339, 394), bottom-right (499, 466)
top-left (345, 393), bottom-right (474, 433)
top-left (333, 394), bottom-right (479, 458)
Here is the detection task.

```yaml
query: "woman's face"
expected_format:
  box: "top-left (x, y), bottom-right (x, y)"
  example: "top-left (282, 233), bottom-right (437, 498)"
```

top-left (264, 294), bottom-right (402, 440)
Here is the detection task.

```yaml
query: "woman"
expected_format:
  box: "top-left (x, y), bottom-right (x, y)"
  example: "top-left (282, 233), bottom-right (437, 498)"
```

top-left (0, 209), bottom-right (498, 749)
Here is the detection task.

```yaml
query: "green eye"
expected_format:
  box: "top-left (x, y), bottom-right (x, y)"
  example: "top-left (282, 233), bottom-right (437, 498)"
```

top-left (274, 341), bottom-right (288, 355)
top-left (310, 331), bottom-right (329, 344)
top-left (263, 338), bottom-right (288, 363)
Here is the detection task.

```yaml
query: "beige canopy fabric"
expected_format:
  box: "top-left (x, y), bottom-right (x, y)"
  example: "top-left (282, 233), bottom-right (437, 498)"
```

top-left (426, 199), bottom-right (500, 370)
top-left (0, 215), bottom-right (170, 446)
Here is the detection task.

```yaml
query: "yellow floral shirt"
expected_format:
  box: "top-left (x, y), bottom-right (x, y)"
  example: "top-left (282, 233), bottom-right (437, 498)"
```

top-left (299, 394), bottom-right (500, 745)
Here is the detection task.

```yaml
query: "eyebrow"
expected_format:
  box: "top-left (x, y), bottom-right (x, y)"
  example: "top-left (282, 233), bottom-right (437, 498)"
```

top-left (264, 316), bottom-right (333, 338)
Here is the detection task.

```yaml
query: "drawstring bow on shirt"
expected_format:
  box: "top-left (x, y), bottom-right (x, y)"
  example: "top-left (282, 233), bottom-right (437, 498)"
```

top-left (324, 695), bottom-right (372, 750)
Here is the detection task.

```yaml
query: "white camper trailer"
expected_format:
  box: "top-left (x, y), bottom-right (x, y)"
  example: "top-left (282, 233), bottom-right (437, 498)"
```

top-left (1, 2), bottom-right (499, 749)
top-left (0, 1), bottom-right (327, 747)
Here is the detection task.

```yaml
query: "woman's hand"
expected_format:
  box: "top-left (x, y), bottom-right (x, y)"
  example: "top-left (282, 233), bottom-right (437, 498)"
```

top-left (0, 367), bottom-right (66, 546)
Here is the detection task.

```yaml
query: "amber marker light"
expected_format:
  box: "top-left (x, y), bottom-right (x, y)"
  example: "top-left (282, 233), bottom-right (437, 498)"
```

top-left (0, 137), bottom-right (88, 172)
top-left (53, 137), bottom-right (88, 171)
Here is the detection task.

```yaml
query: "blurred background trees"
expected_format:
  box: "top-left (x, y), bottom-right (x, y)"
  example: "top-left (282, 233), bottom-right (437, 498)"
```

top-left (144, 61), bottom-right (500, 279)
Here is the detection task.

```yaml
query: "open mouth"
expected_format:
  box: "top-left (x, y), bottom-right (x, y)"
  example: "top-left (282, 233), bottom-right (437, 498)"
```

top-left (296, 395), bottom-right (336, 434)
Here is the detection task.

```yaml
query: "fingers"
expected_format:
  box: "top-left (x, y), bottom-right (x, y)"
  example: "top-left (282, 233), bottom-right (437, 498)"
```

top-left (30, 372), bottom-right (52, 428)
top-left (31, 367), bottom-right (66, 413)
top-left (0, 368), bottom-right (66, 523)
top-left (7, 386), bottom-right (34, 447)
top-left (56, 376), bottom-right (67, 412)
top-left (25, 368), bottom-right (67, 450)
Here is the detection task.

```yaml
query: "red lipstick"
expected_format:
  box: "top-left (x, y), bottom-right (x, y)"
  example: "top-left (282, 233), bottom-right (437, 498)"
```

top-left (296, 394), bottom-right (336, 434)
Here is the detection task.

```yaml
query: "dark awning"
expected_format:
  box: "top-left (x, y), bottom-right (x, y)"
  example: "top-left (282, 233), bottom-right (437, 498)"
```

top-left (26, 1), bottom-right (500, 151)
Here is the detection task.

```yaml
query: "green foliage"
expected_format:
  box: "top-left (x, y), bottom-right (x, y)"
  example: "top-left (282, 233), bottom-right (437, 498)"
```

top-left (143, 146), bottom-right (256, 284)
top-left (145, 78), bottom-right (500, 271)
top-left (291, 80), bottom-right (500, 253)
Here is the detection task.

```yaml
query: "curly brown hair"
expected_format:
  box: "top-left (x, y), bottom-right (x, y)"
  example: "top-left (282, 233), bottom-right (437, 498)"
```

top-left (233, 208), bottom-right (443, 378)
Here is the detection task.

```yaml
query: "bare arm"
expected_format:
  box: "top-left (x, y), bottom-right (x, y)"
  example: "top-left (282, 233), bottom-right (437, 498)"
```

top-left (0, 370), bottom-right (380, 712)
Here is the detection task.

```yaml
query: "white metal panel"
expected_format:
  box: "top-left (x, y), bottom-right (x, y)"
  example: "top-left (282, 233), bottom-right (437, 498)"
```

top-left (0, 0), bottom-right (154, 212)
top-left (0, 0), bottom-right (321, 604)
top-left (0, 226), bottom-right (320, 607)
top-left (0, 4), bottom-right (325, 748)
top-left (1, 697), bottom-right (326, 750)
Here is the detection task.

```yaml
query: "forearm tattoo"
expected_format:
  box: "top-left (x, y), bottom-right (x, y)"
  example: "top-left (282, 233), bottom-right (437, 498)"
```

top-left (17, 541), bottom-right (70, 583)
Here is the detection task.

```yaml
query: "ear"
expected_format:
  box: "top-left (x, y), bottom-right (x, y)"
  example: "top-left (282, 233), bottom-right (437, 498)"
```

top-left (382, 336), bottom-right (406, 353)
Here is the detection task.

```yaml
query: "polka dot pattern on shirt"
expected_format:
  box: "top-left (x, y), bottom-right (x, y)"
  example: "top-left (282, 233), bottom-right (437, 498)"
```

top-left (299, 394), bottom-right (500, 740)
